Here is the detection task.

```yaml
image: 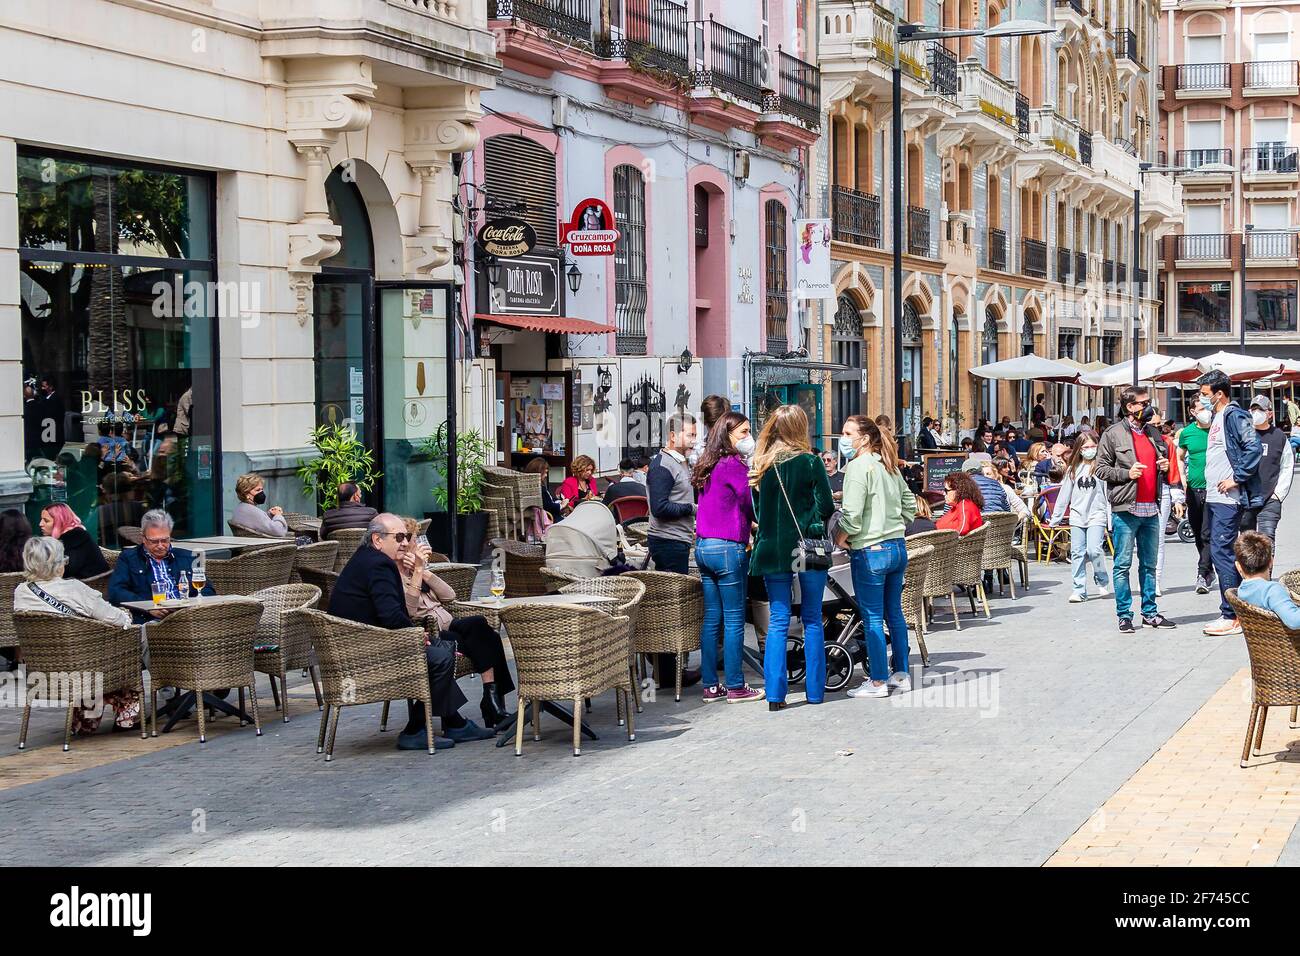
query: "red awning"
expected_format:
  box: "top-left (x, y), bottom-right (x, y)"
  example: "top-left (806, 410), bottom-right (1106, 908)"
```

top-left (474, 313), bottom-right (615, 334)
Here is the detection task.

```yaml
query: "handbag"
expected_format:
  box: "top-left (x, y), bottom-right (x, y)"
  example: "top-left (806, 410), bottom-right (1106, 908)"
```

top-left (773, 456), bottom-right (833, 572)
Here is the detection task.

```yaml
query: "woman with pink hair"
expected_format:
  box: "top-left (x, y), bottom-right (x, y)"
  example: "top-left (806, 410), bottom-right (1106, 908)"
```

top-left (39, 502), bottom-right (109, 581)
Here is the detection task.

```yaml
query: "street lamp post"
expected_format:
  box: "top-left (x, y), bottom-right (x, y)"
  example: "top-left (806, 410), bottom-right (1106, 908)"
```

top-left (1241, 223), bottom-right (1252, 351)
top-left (1132, 161), bottom-right (1188, 387)
top-left (894, 16), bottom-right (1054, 449)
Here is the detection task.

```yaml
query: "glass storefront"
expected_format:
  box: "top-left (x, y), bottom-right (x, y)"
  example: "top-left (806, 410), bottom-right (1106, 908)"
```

top-left (1246, 280), bottom-right (1298, 333)
top-left (1177, 280), bottom-right (1232, 334)
top-left (17, 150), bottom-right (217, 545)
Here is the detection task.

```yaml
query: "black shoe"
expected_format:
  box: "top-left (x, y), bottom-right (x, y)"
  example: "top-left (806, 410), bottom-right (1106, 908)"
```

top-left (1143, 614), bottom-right (1177, 629)
top-left (480, 683), bottom-right (509, 731)
top-left (400, 699), bottom-right (423, 736)
top-left (445, 719), bottom-right (495, 743)
top-left (397, 730), bottom-right (455, 751)
top-left (768, 701), bottom-right (786, 712)
top-left (660, 668), bottom-right (702, 691)
top-left (1118, 618), bottom-right (1135, 634)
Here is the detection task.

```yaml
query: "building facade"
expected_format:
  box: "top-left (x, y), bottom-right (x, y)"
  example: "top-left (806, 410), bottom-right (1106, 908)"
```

top-left (816, 0), bottom-right (1181, 443)
top-left (1158, 0), bottom-right (1300, 362)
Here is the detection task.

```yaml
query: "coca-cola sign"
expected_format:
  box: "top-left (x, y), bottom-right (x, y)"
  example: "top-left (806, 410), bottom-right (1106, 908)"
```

top-left (477, 217), bottom-right (537, 258)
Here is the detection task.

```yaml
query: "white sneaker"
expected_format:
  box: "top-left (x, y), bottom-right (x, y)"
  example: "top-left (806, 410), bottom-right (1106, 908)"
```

top-left (1069, 593), bottom-right (1086, 603)
top-left (1203, 617), bottom-right (1244, 637)
top-left (1096, 583), bottom-right (1110, 597)
top-left (886, 672), bottom-right (912, 692)
top-left (848, 681), bottom-right (890, 699)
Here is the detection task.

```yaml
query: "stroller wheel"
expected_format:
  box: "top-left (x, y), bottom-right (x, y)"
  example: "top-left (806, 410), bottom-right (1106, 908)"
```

top-left (785, 637), bottom-right (806, 684)
top-left (1177, 518), bottom-right (1195, 544)
top-left (824, 643), bottom-right (855, 693)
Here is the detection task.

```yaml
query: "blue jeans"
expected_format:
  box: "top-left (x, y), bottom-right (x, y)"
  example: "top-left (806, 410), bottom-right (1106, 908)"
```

top-left (764, 570), bottom-right (828, 703)
top-left (1069, 525), bottom-right (1109, 598)
top-left (647, 536), bottom-right (691, 575)
top-left (848, 538), bottom-right (910, 683)
top-left (1206, 503), bottom-right (1243, 619)
top-left (695, 538), bottom-right (749, 690)
top-left (1111, 511), bottom-right (1159, 621)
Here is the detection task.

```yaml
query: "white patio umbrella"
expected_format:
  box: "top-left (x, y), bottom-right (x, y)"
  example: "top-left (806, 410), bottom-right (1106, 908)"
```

top-left (967, 354), bottom-right (1082, 382)
top-left (1079, 352), bottom-right (1200, 387)
top-left (1194, 350), bottom-right (1285, 382)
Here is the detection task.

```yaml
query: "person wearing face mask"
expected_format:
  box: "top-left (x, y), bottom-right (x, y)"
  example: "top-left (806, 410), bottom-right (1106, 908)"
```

top-left (692, 411), bottom-right (761, 704)
top-left (1147, 408), bottom-right (1176, 596)
top-left (1178, 403), bottom-right (1215, 593)
top-left (646, 413), bottom-right (702, 690)
top-left (1094, 386), bottom-right (1176, 634)
top-left (1049, 433), bottom-right (1110, 602)
top-left (231, 472), bottom-right (289, 537)
top-left (689, 394), bottom-right (730, 467)
top-left (1196, 369), bottom-right (1263, 637)
top-left (1239, 395), bottom-right (1292, 543)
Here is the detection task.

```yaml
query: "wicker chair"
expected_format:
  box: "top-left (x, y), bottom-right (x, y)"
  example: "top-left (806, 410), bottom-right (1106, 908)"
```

top-left (901, 544), bottom-right (933, 667)
top-left (481, 485), bottom-right (517, 542)
top-left (327, 528), bottom-right (368, 571)
top-left (228, 519), bottom-right (289, 540)
top-left (297, 608), bottom-right (436, 760)
top-left (499, 602), bottom-right (635, 757)
top-left (297, 568), bottom-right (339, 610)
top-left (83, 571), bottom-right (112, 597)
top-left (146, 600), bottom-right (264, 745)
top-left (291, 540), bottom-right (340, 584)
top-left (948, 525), bottom-right (991, 622)
top-left (117, 526), bottom-right (143, 546)
top-left (1010, 541), bottom-right (1031, 589)
top-left (203, 544), bottom-right (295, 596)
top-left (100, 547), bottom-right (120, 571)
top-left (1227, 589), bottom-right (1300, 767)
top-left (250, 584), bottom-right (322, 722)
top-left (492, 538), bottom-right (547, 597)
top-left (485, 466), bottom-right (543, 530)
top-left (428, 562), bottom-right (478, 602)
top-left (1281, 569), bottom-right (1300, 602)
top-left (980, 512), bottom-right (1021, 598)
top-left (540, 566), bottom-right (582, 592)
top-left (905, 529), bottom-right (960, 630)
top-left (282, 512), bottom-right (322, 540)
top-left (0, 570), bottom-right (24, 661)
top-left (623, 570), bottom-right (703, 701)
top-left (14, 610), bottom-right (150, 751)
top-left (559, 577), bottom-right (647, 722)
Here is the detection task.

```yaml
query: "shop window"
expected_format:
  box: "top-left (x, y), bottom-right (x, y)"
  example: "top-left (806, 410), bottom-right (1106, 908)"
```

top-left (1246, 280), bottom-right (1298, 333)
top-left (1177, 280), bottom-right (1232, 334)
top-left (764, 199), bottom-right (790, 354)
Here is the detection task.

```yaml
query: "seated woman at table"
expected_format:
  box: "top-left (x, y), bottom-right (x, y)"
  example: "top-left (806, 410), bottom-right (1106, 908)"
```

top-left (231, 472), bottom-right (289, 537)
top-left (935, 471), bottom-right (984, 536)
top-left (557, 455), bottom-right (601, 512)
top-left (904, 494), bottom-right (939, 537)
top-left (521, 457), bottom-right (563, 521)
top-left (1026, 442), bottom-right (1055, 481)
top-left (397, 518), bottom-right (514, 731)
top-left (39, 502), bottom-right (109, 581)
top-left (0, 508), bottom-right (32, 573)
top-left (13, 536), bottom-right (141, 735)
top-left (107, 509), bottom-right (213, 623)
top-left (992, 458), bottom-right (1031, 523)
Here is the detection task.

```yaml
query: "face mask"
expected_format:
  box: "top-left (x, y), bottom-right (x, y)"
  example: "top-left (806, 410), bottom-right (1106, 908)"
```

top-left (1195, 408), bottom-right (1212, 426)
top-left (253, 491), bottom-right (267, 505)
top-left (734, 435), bottom-right (756, 457)
top-left (1199, 395), bottom-right (1214, 411)
top-left (838, 436), bottom-right (857, 460)
top-left (1081, 447), bottom-right (1097, 461)
top-left (1252, 410), bottom-right (1269, 428)
top-left (1132, 405), bottom-right (1154, 424)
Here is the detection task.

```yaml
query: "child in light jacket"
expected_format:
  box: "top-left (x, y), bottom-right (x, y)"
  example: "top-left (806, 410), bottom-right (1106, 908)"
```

top-left (1050, 433), bottom-right (1111, 603)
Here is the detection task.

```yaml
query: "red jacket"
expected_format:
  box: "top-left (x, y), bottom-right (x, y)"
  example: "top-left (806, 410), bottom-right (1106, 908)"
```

top-left (936, 499), bottom-right (983, 536)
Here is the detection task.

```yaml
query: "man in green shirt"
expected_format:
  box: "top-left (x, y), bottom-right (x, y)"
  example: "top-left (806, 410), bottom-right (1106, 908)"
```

top-left (1177, 410), bottom-right (1214, 593)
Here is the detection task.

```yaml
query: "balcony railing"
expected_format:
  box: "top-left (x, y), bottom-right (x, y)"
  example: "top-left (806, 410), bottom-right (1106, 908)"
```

top-left (763, 47), bottom-right (821, 128)
top-left (1079, 130), bottom-right (1092, 166)
top-left (1055, 0), bottom-right (1085, 14)
top-left (1117, 262), bottom-right (1127, 284)
top-left (831, 185), bottom-right (881, 248)
top-left (1246, 145), bottom-right (1300, 174)
top-left (1102, 259), bottom-right (1114, 283)
top-left (928, 41), bottom-right (958, 97)
top-left (988, 228), bottom-right (1007, 271)
top-left (1176, 234), bottom-right (1230, 260)
top-left (1177, 148), bottom-right (1232, 171)
top-left (908, 206), bottom-right (931, 257)
top-left (958, 61), bottom-right (1017, 129)
top-left (1032, 108), bottom-right (1080, 160)
top-left (1075, 250), bottom-right (1087, 280)
top-left (1057, 246), bottom-right (1072, 282)
top-left (1115, 28), bottom-right (1139, 65)
top-left (603, 0), bottom-right (690, 77)
top-left (690, 16), bottom-right (763, 105)
top-left (1022, 237), bottom-right (1047, 277)
top-left (1135, 267), bottom-right (1148, 288)
top-left (1015, 93), bottom-right (1029, 136)
top-left (1245, 60), bottom-right (1299, 89)
top-left (1115, 138), bottom-right (1137, 157)
top-left (1248, 230), bottom-right (1299, 259)
top-left (1176, 62), bottom-right (1230, 91)
top-left (490, 0), bottom-right (592, 44)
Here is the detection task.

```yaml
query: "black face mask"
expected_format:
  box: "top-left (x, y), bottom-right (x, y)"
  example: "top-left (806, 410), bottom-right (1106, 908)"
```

top-left (1130, 404), bottom-right (1154, 425)
top-left (253, 491), bottom-right (267, 505)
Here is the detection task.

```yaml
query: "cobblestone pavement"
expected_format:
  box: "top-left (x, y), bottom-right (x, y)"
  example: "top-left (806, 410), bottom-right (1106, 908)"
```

top-left (1, 505), bottom-right (1296, 866)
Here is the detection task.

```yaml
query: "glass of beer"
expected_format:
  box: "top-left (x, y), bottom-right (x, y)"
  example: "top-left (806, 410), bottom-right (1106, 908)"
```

top-left (151, 583), bottom-right (167, 606)
top-left (191, 567), bottom-right (206, 600)
top-left (489, 569), bottom-right (506, 604)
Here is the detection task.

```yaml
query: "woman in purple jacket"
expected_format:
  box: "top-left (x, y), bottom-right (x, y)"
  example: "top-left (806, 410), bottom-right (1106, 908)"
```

top-left (692, 410), bottom-right (762, 703)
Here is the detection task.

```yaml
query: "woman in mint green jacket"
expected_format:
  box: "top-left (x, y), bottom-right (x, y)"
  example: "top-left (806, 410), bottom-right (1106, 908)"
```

top-left (835, 416), bottom-right (916, 699)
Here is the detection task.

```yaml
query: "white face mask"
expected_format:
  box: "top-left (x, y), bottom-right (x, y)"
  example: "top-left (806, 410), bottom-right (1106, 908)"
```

top-left (1252, 410), bottom-right (1270, 428)
top-left (734, 435), bottom-right (756, 457)
top-left (1195, 408), bottom-right (1212, 426)
top-left (1081, 446), bottom-right (1097, 461)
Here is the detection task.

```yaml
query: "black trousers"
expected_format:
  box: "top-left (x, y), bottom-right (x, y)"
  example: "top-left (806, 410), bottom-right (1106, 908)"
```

top-left (1185, 487), bottom-right (1214, 579)
top-left (423, 640), bottom-right (468, 723)
top-left (438, 615), bottom-right (514, 695)
top-left (1240, 498), bottom-right (1283, 542)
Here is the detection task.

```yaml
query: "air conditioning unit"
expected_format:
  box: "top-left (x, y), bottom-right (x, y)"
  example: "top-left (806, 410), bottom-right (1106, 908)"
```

top-left (758, 48), bottom-right (773, 89)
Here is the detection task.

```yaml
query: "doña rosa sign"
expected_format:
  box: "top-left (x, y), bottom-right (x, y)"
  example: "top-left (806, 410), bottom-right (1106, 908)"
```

top-left (559, 197), bottom-right (620, 256)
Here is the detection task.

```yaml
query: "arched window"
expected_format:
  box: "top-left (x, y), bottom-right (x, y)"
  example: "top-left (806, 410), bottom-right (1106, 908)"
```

top-left (613, 163), bottom-right (647, 354)
top-left (981, 307), bottom-right (1000, 420)
top-left (764, 199), bottom-right (789, 354)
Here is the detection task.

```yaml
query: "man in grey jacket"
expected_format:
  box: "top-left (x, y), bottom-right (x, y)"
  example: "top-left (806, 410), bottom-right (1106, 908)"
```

top-left (646, 412), bottom-right (700, 689)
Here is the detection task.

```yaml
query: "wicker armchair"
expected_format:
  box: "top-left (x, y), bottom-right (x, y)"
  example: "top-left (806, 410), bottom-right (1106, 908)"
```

top-left (1227, 589), bottom-right (1300, 767)
top-left (499, 602), bottom-right (635, 757)
top-left (203, 544), bottom-right (295, 596)
top-left (948, 525), bottom-right (991, 623)
top-left (485, 466), bottom-right (543, 529)
top-left (1281, 569), bottom-right (1300, 602)
top-left (100, 547), bottom-right (120, 571)
top-left (117, 526), bottom-right (143, 546)
top-left (297, 568), bottom-right (339, 610)
top-left (250, 584), bottom-right (322, 722)
top-left (83, 571), bottom-right (112, 597)
top-left (428, 562), bottom-right (478, 602)
top-left (623, 570), bottom-right (703, 701)
top-left (13, 610), bottom-right (150, 751)
top-left (559, 577), bottom-right (647, 723)
top-left (481, 485), bottom-right (517, 542)
top-left (291, 540), bottom-right (340, 584)
top-left (327, 528), bottom-right (368, 571)
top-left (901, 545), bottom-right (933, 667)
top-left (146, 600), bottom-right (264, 745)
top-left (283, 512), bottom-right (322, 540)
top-left (540, 566), bottom-right (582, 592)
top-left (297, 608), bottom-right (436, 760)
top-left (492, 538), bottom-right (547, 597)
top-left (0, 570), bottom-right (24, 661)
top-left (905, 529), bottom-right (960, 630)
top-left (980, 512), bottom-right (1021, 598)
top-left (228, 519), bottom-right (289, 540)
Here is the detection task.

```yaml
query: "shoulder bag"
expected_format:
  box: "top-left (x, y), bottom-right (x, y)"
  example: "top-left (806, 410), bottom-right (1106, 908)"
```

top-left (773, 455), bottom-right (833, 572)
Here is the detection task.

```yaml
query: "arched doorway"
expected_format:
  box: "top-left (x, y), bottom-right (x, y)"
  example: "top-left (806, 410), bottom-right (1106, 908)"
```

top-left (901, 298), bottom-right (925, 440)
top-left (980, 307), bottom-right (1000, 421)
top-left (1020, 311), bottom-right (1038, 420)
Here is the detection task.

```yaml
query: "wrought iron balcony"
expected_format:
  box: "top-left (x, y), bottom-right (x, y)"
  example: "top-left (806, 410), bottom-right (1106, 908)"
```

top-left (763, 47), bottom-right (821, 128)
top-left (1079, 130), bottom-right (1092, 166)
top-left (1022, 238), bottom-right (1047, 278)
top-left (831, 186), bottom-right (881, 248)
top-left (1117, 262), bottom-right (1127, 284)
top-left (1175, 234), bottom-right (1230, 260)
top-left (1015, 93), bottom-right (1029, 137)
top-left (988, 228), bottom-right (1007, 271)
top-left (1102, 259), bottom-right (1114, 283)
top-left (1247, 230), bottom-right (1299, 259)
top-left (1246, 145), bottom-right (1299, 174)
top-left (1055, 0), bottom-right (1085, 14)
top-left (490, 0), bottom-right (592, 45)
top-left (600, 0), bottom-right (690, 78)
top-left (1176, 62), bottom-right (1230, 91)
top-left (1057, 246), bottom-right (1072, 282)
top-left (1075, 250), bottom-right (1087, 280)
top-left (928, 41), bottom-right (958, 98)
top-left (1245, 60), bottom-right (1299, 90)
top-left (1115, 28), bottom-right (1139, 65)
top-left (1176, 148), bottom-right (1232, 171)
top-left (690, 16), bottom-right (763, 105)
top-left (908, 205), bottom-right (931, 258)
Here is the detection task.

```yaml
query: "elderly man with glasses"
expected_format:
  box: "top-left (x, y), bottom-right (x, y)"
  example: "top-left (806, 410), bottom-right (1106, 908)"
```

top-left (107, 509), bottom-right (213, 623)
top-left (329, 512), bottom-right (494, 751)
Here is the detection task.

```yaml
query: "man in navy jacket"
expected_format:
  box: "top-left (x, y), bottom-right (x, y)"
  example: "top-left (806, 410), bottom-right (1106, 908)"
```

top-left (107, 509), bottom-right (213, 623)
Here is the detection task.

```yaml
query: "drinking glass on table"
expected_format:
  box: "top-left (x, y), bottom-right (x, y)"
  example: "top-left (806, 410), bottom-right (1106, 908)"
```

top-left (191, 566), bottom-right (206, 599)
top-left (151, 582), bottom-right (167, 606)
top-left (489, 569), bottom-right (506, 604)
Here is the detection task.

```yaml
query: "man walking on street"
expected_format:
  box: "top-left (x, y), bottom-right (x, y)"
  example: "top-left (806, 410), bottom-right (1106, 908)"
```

top-left (1197, 369), bottom-right (1263, 637)
top-left (1240, 394), bottom-right (1292, 542)
top-left (1095, 386), bottom-right (1177, 634)
top-left (1177, 403), bottom-right (1215, 593)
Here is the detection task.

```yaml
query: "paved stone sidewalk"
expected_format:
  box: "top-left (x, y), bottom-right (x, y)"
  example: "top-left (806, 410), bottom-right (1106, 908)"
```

top-left (0, 506), bottom-right (1295, 866)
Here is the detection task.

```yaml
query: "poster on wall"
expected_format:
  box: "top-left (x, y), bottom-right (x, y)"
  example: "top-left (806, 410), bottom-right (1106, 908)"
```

top-left (560, 197), bottom-right (620, 256)
top-left (794, 218), bottom-right (834, 300)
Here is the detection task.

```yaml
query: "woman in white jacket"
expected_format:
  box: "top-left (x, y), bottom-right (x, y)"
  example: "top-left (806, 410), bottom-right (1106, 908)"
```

top-left (1049, 432), bottom-right (1111, 603)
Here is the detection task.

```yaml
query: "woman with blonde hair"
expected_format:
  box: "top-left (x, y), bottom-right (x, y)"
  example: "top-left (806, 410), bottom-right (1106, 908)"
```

top-left (749, 405), bottom-right (835, 710)
top-left (232, 472), bottom-right (289, 537)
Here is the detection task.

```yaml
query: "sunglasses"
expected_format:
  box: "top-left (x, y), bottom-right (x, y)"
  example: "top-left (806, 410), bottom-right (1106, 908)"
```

top-left (379, 531), bottom-right (412, 543)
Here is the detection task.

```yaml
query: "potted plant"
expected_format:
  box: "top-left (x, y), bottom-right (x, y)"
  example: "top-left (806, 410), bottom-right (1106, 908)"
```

top-left (296, 423), bottom-right (382, 513)
top-left (419, 428), bottom-right (492, 562)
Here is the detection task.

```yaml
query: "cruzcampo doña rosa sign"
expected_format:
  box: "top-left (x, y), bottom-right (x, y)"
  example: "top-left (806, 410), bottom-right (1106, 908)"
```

top-left (477, 217), bottom-right (537, 258)
top-left (559, 197), bottom-right (620, 256)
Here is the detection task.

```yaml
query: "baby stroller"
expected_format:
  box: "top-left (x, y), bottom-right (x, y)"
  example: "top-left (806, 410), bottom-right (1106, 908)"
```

top-left (543, 499), bottom-right (646, 577)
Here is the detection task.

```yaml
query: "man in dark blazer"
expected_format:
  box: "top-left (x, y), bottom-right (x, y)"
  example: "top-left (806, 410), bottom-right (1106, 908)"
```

top-left (107, 509), bottom-right (214, 623)
top-left (319, 482), bottom-right (378, 542)
top-left (330, 512), bottom-right (493, 751)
